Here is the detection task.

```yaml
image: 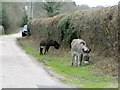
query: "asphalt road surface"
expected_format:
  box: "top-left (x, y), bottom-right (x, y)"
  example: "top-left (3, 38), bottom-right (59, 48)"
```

top-left (0, 32), bottom-right (71, 88)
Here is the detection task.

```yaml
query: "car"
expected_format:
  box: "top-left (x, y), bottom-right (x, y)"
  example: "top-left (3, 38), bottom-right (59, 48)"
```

top-left (22, 25), bottom-right (28, 37)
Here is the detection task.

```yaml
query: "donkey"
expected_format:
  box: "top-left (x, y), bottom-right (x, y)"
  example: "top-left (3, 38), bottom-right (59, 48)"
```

top-left (39, 39), bottom-right (60, 55)
top-left (71, 39), bottom-right (91, 66)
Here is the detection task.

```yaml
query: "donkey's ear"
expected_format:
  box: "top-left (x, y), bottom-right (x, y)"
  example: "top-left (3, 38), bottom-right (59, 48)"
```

top-left (82, 48), bottom-right (85, 52)
top-left (88, 49), bottom-right (91, 53)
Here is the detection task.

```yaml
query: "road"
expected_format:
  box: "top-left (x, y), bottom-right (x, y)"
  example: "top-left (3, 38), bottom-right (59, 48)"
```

top-left (0, 32), bottom-right (70, 88)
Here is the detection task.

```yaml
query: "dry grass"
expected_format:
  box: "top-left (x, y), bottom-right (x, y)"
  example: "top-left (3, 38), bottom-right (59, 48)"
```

top-left (27, 5), bottom-right (118, 77)
top-left (21, 37), bottom-right (118, 77)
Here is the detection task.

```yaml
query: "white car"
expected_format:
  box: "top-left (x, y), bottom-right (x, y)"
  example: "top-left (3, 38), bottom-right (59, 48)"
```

top-left (22, 25), bottom-right (27, 37)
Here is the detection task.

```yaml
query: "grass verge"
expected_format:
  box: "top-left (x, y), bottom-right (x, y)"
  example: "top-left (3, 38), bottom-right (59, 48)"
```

top-left (18, 39), bottom-right (118, 88)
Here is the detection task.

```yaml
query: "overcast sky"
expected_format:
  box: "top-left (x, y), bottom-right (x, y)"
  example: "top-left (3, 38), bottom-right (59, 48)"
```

top-left (73, 0), bottom-right (119, 7)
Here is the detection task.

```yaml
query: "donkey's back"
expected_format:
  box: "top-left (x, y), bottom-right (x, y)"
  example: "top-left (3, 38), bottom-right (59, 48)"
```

top-left (71, 39), bottom-right (86, 54)
top-left (39, 38), bottom-right (60, 55)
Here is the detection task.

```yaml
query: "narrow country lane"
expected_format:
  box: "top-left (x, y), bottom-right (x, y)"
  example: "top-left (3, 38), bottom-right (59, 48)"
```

top-left (0, 32), bottom-right (70, 88)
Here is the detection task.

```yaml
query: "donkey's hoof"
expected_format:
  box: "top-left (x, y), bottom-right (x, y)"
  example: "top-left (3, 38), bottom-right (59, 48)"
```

top-left (71, 63), bottom-right (73, 66)
top-left (78, 64), bottom-right (81, 66)
top-left (76, 64), bottom-right (78, 66)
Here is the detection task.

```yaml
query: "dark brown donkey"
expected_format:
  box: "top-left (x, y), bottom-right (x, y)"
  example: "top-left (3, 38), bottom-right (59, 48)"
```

top-left (39, 39), bottom-right (60, 55)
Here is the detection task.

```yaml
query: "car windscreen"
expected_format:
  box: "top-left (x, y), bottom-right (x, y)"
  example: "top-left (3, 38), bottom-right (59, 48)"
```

top-left (24, 25), bottom-right (27, 29)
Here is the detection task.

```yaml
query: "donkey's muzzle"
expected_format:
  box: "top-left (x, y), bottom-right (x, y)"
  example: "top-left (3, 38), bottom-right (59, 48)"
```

top-left (84, 56), bottom-right (89, 64)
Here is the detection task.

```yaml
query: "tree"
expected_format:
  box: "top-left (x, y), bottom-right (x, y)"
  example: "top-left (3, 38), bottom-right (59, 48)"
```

top-left (0, 2), bottom-right (2, 25)
top-left (21, 13), bottom-right (28, 27)
top-left (42, 2), bottom-right (62, 17)
top-left (2, 3), bottom-right (9, 30)
top-left (20, 6), bottom-right (28, 27)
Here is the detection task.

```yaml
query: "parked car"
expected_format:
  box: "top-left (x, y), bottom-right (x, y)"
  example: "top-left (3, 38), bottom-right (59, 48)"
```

top-left (22, 25), bottom-right (27, 37)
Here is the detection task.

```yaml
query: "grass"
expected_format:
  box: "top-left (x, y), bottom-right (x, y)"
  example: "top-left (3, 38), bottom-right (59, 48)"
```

top-left (19, 40), bottom-right (118, 88)
top-left (0, 32), bottom-right (19, 36)
top-left (0, 33), bottom-right (15, 36)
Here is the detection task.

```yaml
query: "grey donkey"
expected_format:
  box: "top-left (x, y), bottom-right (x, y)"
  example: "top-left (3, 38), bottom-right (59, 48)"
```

top-left (71, 39), bottom-right (91, 66)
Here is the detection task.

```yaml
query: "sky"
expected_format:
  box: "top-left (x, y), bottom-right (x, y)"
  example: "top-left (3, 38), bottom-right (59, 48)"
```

top-left (73, 0), bottom-right (119, 7)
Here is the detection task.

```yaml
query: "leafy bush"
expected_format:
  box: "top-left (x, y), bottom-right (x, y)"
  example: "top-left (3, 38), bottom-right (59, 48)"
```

top-left (28, 5), bottom-right (118, 58)
top-left (58, 15), bottom-right (78, 47)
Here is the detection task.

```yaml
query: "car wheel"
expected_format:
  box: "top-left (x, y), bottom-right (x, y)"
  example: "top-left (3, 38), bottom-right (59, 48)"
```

top-left (22, 32), bottom-right (25, 37)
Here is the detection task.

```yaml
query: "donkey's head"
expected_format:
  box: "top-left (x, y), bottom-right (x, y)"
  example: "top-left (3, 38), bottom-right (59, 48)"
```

top-left (54, 41), bottom-right (60, 49)
top-left (82, 46), bottom-right (91, 64)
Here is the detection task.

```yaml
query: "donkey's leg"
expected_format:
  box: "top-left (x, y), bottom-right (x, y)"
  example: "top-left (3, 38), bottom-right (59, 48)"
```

top-left (40, 47), bottom-right (43, 55)
top-left (46, 46), bottom-right (50, 52)
top-left (75, 55), bottom-right (78, 66)
top-left (43, 46), bottom-right (46, 54)
top-left (44, 46), bottom-right (49, 54)
top-left (71, 53), bottom-right (75, 66)
top-left (40, 46), bottom-right (46, 54)
top-left (77, 54), bottom-right (82, 66)
top-left (79, 54), bottom-right (83, 66)
top-left (77, 54), bottom-right (80, 66)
